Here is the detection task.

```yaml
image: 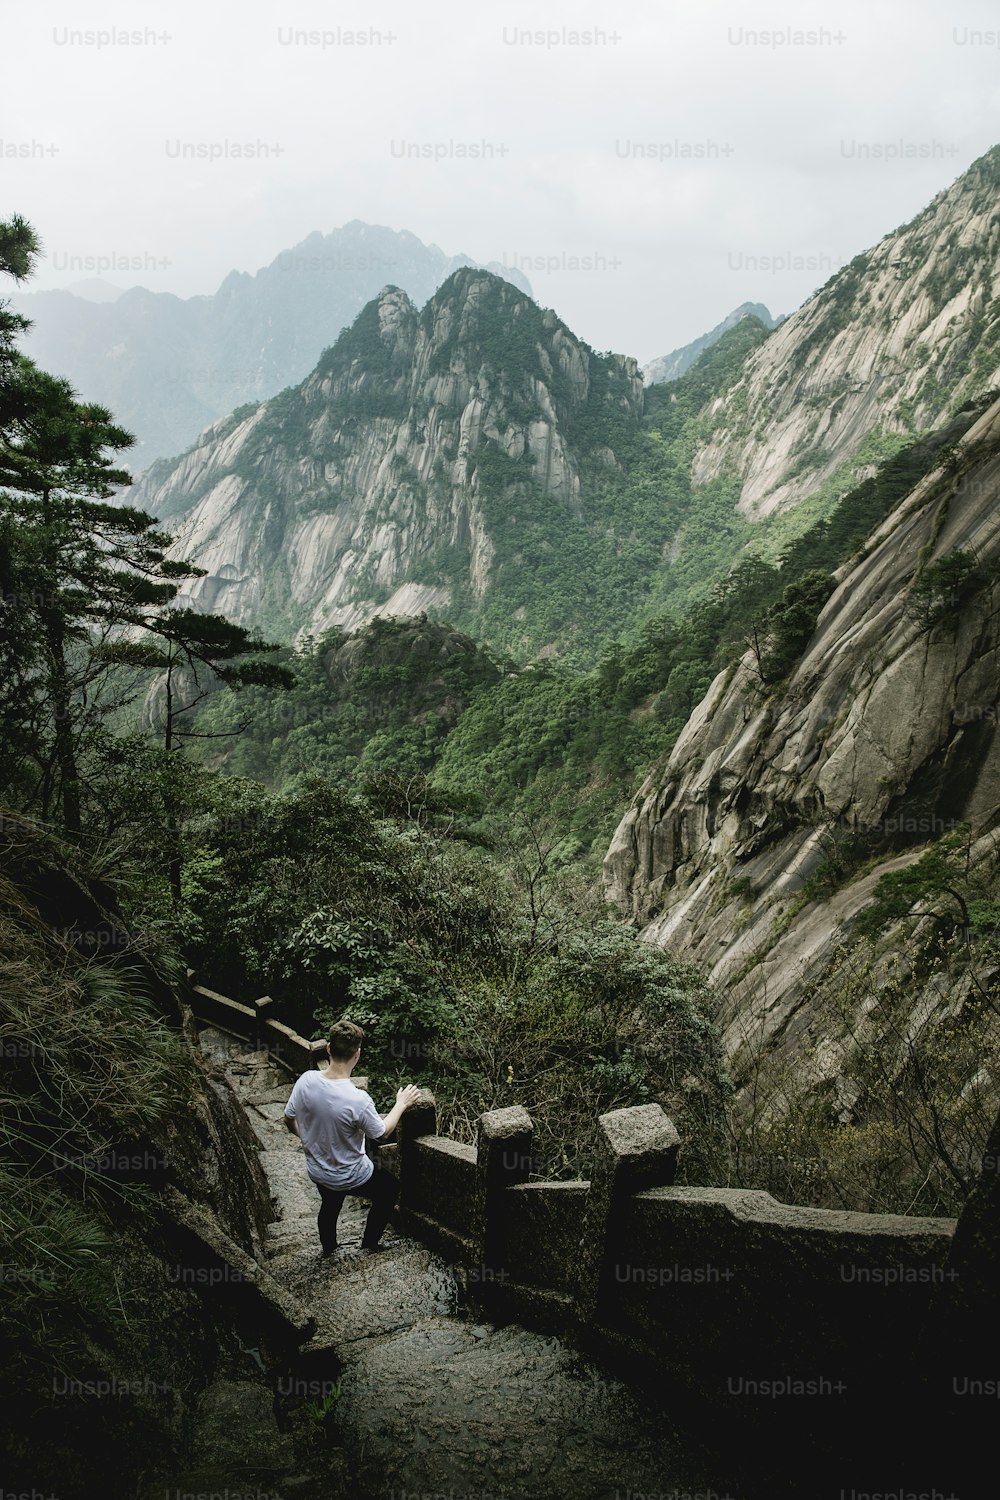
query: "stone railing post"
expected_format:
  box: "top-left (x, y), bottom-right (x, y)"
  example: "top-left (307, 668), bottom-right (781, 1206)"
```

top-left (397, 1088), bottom-right (437, 1211)
top-left (475, 1105), bottom-right (534, 1279)
top-left (252, 994), bottom-right (274, 1055)
top-left (575, 1103), bottom-right (680, 1326)
top-left (933, 1100), bottom-right (1000, 1378)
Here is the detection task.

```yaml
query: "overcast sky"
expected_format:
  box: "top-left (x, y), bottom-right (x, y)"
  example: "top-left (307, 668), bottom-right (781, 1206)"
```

top-left (4, 0), bottom-right (1000, 362)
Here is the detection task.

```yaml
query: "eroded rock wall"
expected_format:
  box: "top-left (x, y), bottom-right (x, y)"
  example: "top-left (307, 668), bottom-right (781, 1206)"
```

top-left (605, 396), bottom-right (1000, 1095)
top-left (689, 147), bottom-right (1000, 517)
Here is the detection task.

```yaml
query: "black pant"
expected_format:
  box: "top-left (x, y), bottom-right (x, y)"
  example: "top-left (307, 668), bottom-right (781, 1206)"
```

top-left (315, 1165), bottom-right (398, 1251)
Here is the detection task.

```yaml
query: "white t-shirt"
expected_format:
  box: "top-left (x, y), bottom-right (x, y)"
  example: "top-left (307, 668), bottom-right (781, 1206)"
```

top-left (284, 1070), bottom-right (385, 1190)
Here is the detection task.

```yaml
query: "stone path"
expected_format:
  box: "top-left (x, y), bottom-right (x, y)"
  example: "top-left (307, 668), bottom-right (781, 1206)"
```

top-left (202, 1028), bottom-right (732, 1500)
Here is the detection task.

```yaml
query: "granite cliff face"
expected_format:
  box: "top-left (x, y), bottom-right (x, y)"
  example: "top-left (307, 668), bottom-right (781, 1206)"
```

top-left (688, 146), bottom-right (1000, 517)
top-left (13, 223), bottom-right (531, 466)
top-left (128, 268), bottom-right (643, 649)
top-left (605, 395), bottom-right (1000, 1100)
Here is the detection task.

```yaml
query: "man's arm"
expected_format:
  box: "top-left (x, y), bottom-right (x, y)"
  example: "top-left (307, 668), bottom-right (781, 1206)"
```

top-left (376, 1084), bottom-right (421, 1140)
top-left (283, 1080), bottom-right (301, 1137)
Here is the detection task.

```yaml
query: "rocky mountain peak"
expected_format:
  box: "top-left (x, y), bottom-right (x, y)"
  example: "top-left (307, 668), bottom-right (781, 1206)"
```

top-left (11, 225), bottom-right (533, 465)
top-left (126, 272), bottom-right (644, 651)
top-left (643, 302), bottom-right (778, 386)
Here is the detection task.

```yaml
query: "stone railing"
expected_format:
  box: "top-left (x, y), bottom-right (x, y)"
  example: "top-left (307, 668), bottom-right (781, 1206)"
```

top-left (187, 981), bottom-right (973, 1409)
top-left (187, 980), bottom-right (325, 1075)
top-left (391, 1089), bottom-right (958, 1405)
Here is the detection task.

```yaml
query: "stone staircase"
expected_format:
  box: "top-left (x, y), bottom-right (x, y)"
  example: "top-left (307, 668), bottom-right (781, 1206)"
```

top-left (202, 1026), bottom-right (725, 1500)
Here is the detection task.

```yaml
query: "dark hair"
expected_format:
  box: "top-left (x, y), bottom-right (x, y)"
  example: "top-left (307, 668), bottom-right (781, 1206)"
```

top-left (327, 1019), bottom-right (364, 1061)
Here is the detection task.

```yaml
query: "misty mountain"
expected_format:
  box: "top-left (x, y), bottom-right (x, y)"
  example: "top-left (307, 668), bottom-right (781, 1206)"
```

top-left (11, 222), bottom-right (532, 467)
top-left (127, 268), bottom-right (647, 656)
top-left (128, 149), bottom-right (1000, 667)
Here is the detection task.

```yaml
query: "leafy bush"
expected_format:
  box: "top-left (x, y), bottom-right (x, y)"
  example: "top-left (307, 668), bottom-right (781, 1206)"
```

top-left (421, 922), bottom-right (730, 1185)
top-left (168, 772), bottom-right (731, 1167)
top-left (855, 836), bottom-right (972, 941)
top-left (907, 549), bottom-right (984, 627)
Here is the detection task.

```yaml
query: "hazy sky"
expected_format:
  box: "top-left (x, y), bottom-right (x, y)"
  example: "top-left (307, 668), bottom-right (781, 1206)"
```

top-left (5, 0), bottom-right (1000, 362)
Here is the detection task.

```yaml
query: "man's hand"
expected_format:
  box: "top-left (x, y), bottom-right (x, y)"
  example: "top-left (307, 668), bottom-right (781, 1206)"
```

top-left (380, 1083), bottom-right (423, 1139)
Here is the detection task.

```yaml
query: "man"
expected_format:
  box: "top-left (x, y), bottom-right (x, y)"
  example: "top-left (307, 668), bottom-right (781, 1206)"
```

top-left (283, 1018), bottom-right (420, 1255)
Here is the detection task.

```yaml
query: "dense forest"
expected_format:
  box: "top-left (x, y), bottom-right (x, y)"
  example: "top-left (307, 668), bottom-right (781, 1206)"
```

top-left (186, 390), bottom-right (992, 861)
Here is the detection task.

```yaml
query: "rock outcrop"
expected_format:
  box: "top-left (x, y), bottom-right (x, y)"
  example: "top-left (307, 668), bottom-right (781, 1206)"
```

top-left (605, 394), bottom-right (1000, 1096)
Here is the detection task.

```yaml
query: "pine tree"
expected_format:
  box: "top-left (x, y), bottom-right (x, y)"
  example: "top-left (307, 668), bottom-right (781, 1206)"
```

top-left (101, 609), bottom-right (294, 902)
top-left (0, 215), bottom-right (293, 837)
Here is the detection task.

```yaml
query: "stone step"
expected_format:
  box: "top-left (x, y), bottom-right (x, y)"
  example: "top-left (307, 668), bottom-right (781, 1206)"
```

top-left (266, 1216), bottom-right (316, 1242)
top-left (247, 1084), bottom-right (295, 1107)
top-left (249, 1098), bottom-right (294, 1125)
top-left (194, 1020), bottom-right (719, 1500)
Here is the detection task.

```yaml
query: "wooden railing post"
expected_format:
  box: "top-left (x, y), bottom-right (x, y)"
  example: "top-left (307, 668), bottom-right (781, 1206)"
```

top-left (252, 994), bottom-right (274, 1055)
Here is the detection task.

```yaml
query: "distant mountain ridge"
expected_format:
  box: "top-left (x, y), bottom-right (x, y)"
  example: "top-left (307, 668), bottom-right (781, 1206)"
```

top-left (643, 302), bottom-right (777, 385)
top-left (11, 223), bottom-right (532, 466)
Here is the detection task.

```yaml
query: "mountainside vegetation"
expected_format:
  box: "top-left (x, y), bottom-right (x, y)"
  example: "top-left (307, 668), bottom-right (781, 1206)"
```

top-left (184, 397), bottom-right (993, 863)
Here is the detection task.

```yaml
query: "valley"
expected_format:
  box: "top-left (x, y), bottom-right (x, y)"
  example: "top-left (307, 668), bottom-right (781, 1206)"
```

top-left (4, 138), bottom-right (1000, 1500)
